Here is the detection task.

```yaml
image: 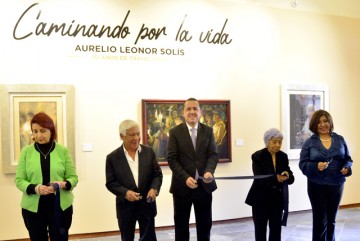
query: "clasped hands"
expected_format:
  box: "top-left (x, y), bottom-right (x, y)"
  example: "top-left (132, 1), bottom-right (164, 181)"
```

top-left (37, 181), bottom-right (67, 195)
top-left (125, 188), bottom-right (157, 202)
top-left (186, 172), bottom-right (214, 189)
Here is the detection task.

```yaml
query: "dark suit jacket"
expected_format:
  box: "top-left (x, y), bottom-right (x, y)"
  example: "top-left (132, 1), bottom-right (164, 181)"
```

top-left (167, 122), bottom-right (218, 197)
top-left (105, 144), bottom-right (163, 219)
top-left (245, 148), bottom-right (294, 208)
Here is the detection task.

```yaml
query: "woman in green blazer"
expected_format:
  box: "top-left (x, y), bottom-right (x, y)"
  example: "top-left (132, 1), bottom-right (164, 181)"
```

top-left (15, 112), bottom-right (78, 241)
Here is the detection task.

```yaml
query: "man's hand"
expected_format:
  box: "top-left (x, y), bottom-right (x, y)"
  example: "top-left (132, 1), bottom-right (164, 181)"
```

top-left (203, 172), bottom-right (214, 183)
top-left (125, 190), bottom-right (142, 202)
top-left (146, 188), bottom-right (158, 203)
top-left (186, 177), bottom-right (198, 189)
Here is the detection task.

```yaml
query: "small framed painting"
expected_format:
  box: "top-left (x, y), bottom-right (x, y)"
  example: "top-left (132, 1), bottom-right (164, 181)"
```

top-left (281, 84), bottom-right (329, 160)
top-left (0, 84), bottom-right (75, 174)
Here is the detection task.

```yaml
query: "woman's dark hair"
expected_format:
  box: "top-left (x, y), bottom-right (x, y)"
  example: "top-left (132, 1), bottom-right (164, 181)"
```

top-left (309, 109), bottom-right (334, 134)
top-left (30, 112), bottom-right (57, 140)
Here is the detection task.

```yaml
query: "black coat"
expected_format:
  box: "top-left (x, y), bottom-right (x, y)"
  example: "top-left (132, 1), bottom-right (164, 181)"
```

top-left (245, 148), bottom-right (294, 208)
top-left (167, 122), bottom-right (218, 197)
top-left (105, 144), bottom-right (163, 218)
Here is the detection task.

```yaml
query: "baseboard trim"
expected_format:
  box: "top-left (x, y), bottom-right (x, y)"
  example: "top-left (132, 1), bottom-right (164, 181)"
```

top-left (13, 203), bottom-right (360, 241)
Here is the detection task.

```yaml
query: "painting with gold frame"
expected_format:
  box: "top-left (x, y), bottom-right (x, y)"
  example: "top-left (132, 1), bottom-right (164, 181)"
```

top-left (0, 85), bottom-right (75, 174)
top-left (142, 99), bottom-right (231, 166)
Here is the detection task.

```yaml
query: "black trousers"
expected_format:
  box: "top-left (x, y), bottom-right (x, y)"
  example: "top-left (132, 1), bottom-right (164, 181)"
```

top-left (22, 196), bottom-right (73, 241)
top-left (173, 185), bottom-right (213, 241)
top-left (117, 201), bottom-right (157, 241)
top-left (308, 180), bottom-right (344, 241)
top-left (252, 194), bottom-right (283, 241)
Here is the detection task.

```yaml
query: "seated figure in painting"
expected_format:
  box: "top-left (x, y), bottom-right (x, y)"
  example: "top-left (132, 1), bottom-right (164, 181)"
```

top-left (213, 111), bottom-right (226, 146)
top-left (296, 104), bottom-right (315, 146)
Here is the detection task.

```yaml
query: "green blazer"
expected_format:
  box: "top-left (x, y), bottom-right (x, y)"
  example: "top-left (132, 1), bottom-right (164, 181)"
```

top-left (15, 143), bottom-right (78, 212)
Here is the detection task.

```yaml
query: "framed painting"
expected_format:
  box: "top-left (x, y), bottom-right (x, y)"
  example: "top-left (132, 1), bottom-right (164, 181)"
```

top-left (281, 84), bottom-right (329, 160)
top-left (142, 99), bottom-right (231, 165)
top-left (0, 84), bottom-right (75, 174)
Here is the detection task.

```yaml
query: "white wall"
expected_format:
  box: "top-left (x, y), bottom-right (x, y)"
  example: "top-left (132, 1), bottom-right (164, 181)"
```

top-left (1, 0), bottom-right (360, 240)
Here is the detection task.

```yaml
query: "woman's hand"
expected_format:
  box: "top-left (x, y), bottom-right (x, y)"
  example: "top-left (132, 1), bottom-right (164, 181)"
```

top-left (341, 167), bottom-right (349, 175)
top-left (277, 174), bottom-right (288, 183)
top-left (37, 185), bottom-right (55, 195)
top-left (281, 171), bottom-right (289, 178)
top-left (52, 181), bottom-right (67, 189)
top-left (317, 162), bottom-right (329, 171)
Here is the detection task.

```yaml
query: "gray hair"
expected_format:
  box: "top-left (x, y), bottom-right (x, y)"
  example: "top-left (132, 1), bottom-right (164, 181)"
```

top-left (263, 128), bottom-right (283, 146)
top-left (119, 119), bottom-right (139, 136)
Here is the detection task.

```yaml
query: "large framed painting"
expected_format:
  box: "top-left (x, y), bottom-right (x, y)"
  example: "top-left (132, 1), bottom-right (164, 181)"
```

top-left (0, 85), bottom-right (75, 174)
top-left (142, 99), bottom-right (231, 166)
top-left (281, 84), bottom-right (329, 160)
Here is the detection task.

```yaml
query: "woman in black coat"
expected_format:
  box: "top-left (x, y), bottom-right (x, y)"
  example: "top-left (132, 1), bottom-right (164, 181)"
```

top-left (245, 128), bottom-right (295, 241)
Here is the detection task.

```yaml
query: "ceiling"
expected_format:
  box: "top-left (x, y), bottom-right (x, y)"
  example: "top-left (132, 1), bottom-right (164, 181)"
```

top-left (223, 0), bottom-right (360, 19)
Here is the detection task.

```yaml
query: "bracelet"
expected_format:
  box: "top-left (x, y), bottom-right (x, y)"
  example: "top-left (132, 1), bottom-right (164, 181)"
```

top-left (35, 184), bottom-right (41, 195)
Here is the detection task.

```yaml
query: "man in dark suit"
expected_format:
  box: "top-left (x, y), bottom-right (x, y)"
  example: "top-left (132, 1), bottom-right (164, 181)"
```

top-left (167, 98), bottom-right (219, 241)
top-left (105, 119), bottom-right (163, 241)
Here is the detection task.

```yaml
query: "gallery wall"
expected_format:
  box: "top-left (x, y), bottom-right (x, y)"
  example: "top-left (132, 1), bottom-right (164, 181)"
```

top-left (1, 0), bottom-right (360, 240)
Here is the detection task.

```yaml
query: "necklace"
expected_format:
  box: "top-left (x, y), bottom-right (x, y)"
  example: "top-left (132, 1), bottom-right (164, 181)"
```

top-left (320, 137), bottom-right (332, 142)
top-left (36, 142), bottom-right (54, 159)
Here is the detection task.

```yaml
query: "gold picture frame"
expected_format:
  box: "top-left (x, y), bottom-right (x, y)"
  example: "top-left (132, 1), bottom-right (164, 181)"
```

top-left (142, 99), bottom-right (231, 165)
top-left (0, 84), bottom-right (75, 174)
